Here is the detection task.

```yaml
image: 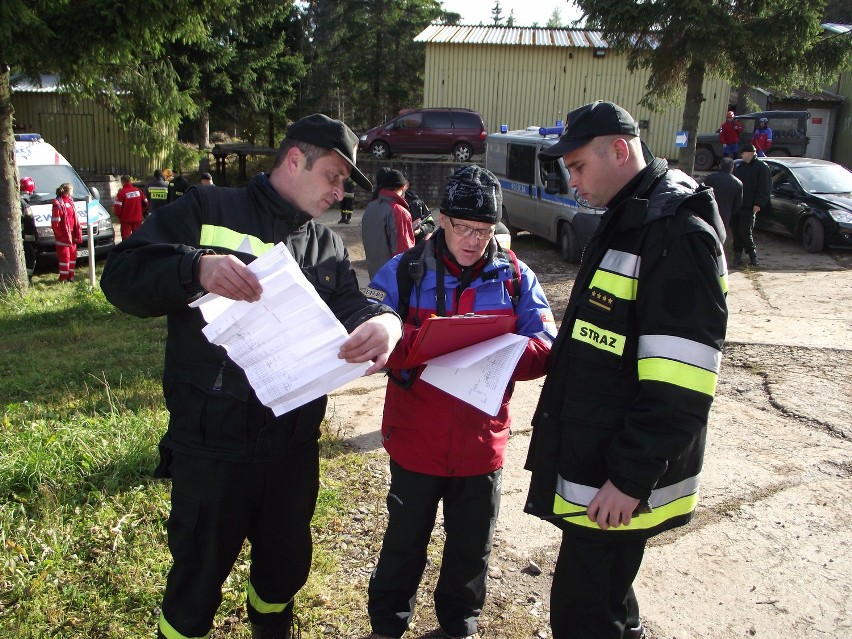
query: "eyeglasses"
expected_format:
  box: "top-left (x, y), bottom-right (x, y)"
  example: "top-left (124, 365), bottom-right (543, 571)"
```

top-left (447, 218), bottom-right (495, 241)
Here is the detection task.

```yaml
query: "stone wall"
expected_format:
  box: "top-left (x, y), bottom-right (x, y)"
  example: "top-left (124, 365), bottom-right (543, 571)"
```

top-left (355, 158), bottom-right (485, 210)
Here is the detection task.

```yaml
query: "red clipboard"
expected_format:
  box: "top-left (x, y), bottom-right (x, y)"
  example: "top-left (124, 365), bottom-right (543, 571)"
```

top-left (401, 314), bottom-right (517, 368)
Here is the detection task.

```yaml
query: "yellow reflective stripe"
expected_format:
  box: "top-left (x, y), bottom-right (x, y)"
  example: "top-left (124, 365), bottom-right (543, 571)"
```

top-left (199, 224), bottom-right (274, 256)
top-left (638, 357), bottom-right (718, 396)
top-left (572, 319), bottom-right (626, 356)
top-left (248, 581), bottom-right (291, 614)
top-left (588, 269), bottom-right (637, 300)
top-left (159, 613), bottom-right (211, 639)
top-left (553, 491), bottom-right (698, 531)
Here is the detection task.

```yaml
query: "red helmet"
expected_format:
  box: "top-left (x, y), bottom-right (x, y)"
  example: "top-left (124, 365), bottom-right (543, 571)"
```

top-left (20, 176), bottom-right (35, 195)
top-left (726, 111), bottom-right (735, 118)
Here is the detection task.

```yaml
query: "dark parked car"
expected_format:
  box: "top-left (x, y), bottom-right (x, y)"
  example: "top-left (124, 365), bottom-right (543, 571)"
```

top-left (695, 111), bottom-right (810, 171)
top-left (755, 157), bottom-right (852, 252)
top-left (358, 108), bottom-right (487, 161)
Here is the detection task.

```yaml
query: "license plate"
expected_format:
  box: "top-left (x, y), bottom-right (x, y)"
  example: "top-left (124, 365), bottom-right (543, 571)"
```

top-left (77, 249), bottom-right (90, 258)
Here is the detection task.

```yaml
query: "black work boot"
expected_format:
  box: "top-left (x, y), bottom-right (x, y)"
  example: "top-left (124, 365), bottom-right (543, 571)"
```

top-left (748, 250), bottom-right (759, 266)
top-left (250, 604), bottom-right (300, 639)
top-left (623, 624), bottom-right (646, 639)
top-left (251, 617), bottom-right (300, 638)
top-left (732, 251), bottom-right (743, 267)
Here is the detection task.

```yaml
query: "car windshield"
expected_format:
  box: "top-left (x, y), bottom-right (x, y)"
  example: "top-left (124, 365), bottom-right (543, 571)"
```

top-left (791, 164), bottom-right (852, 195)
top-left (22, 164), bottom-right (91, 204)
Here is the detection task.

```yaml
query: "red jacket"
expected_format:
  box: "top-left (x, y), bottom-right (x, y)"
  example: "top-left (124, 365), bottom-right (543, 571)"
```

top-left (113, 183), bottom-right (149, 223)
top-left (51, 195), bottom-right (82, 246)
top-left (368, 237), bottom-right (555, 477)
top-left (719, 119), bottom-right (743, 144)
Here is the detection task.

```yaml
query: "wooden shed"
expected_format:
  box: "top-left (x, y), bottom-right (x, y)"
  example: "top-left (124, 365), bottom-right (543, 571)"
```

top-left (414, 25), bottom-right (732, 160)
top-left (11, 75), bottom-right (166, 179)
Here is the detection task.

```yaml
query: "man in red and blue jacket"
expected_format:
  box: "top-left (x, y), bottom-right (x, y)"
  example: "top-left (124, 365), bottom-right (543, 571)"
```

top-left (361, 165), bottom-right (556, 639)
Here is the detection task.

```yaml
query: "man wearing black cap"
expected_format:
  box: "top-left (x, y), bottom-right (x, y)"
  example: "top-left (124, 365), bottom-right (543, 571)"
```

top-left (732, 144), bottom-right (771, 267)
top-left (100, 113), bottom-right (401, 639)
top-left (199, 172), bottom-right (214, 186)
top-left (524, 101), bottom-right (728, 639)
top-left (362, 165), bottom-right (557, 639)
top-left (362, 167), bottom-right (416, 279)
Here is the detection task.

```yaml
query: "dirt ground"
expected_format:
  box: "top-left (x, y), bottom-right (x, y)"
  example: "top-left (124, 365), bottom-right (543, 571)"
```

top-left (321, 206), bottom-right (852, 639)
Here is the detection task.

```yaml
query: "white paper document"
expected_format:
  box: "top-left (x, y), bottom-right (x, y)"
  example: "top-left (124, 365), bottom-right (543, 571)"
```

top-left (419, 333), bottom-right (529, 416)
top-left (190, 243), bottom-right (369, 415)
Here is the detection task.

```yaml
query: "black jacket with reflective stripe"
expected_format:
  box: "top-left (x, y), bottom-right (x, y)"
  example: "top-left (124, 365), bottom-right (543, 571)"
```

top-left (101, 173), bottom-right (395, 462)
top-left (524, 160), bottom-right (728, 539)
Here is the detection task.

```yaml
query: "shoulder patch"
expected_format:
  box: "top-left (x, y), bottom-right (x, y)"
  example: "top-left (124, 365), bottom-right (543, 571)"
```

top-left (365, 286), bottom-right (386, 302)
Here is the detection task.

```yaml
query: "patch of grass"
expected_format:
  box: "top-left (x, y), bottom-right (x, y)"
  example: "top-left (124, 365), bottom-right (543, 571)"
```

top-left (0, 274), bottom-right (389, 638)
top-left (1, 273), bottom-right (536, 639)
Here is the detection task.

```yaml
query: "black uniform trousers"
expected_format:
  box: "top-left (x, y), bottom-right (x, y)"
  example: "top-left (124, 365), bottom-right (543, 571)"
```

top-left (730, 208), bottom-right (757, 256)
top-left (550, 532), bottom-right (645, 639)
top-left (368, 460), bottom-right (501, 638)
top-left (159, 438), bottom-right (319, 638)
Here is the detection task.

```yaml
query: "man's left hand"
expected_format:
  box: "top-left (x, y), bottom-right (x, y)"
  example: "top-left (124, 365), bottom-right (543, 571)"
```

top-left (338, 313), bottom-right (402, 375)
top-left (587, 480), bottom-right (641, 530)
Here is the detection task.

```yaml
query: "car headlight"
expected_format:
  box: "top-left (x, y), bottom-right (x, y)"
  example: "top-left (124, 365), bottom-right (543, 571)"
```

top-left (359, 135), bottom-right (367, 142)
top-left (36, 226), bottom-right (55, 239)
top-left (828, 209), bottom-right (852, 224)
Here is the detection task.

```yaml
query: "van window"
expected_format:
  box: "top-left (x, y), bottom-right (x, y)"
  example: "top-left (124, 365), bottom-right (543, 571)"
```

top-left (771, 117), bottom-right (808, 140)
top-left (507, 143), bottom-right (536, 183)
top-left (20, 164), bottom-right (90, 205)
top-left (423, 111), bottom-right (452, 129)
top-left (453, 112), bottom-right (480, 129)
top-left (540, 159), bottom-right (567, 194)
top-left (397, 112), bottom-right (423, 129)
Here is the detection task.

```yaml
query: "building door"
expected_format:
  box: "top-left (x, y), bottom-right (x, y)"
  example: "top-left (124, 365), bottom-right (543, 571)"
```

top-left (805, 108), bottom-right (831, 159)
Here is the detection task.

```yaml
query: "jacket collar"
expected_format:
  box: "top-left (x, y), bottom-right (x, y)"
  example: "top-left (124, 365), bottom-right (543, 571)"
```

top-left (253, 173), bottom-right (314, 229)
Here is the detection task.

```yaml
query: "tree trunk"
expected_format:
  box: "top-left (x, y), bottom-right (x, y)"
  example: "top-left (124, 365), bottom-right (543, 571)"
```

top-left (736, 84), bottom-right (749, 114)
top-left (197, 110), bottom-right (210, 150)
top-left (676, 61), bottom-right (706, 177)
top-left (0, 59), bottom-right (28, 295)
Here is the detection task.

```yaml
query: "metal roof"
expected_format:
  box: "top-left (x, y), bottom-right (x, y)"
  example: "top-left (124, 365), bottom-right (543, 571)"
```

top-left (414, 24), bottom-right (612, 48)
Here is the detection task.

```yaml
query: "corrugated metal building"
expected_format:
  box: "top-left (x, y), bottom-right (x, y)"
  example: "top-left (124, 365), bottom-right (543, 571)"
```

top-left (823, 24), bottom-right (852, 169)
top-left (414, 25), bottom-right (732, 160)
top-left (11, 75), bottom-right (166, 179)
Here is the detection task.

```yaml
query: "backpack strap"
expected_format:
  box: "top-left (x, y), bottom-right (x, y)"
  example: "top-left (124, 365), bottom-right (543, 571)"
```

top-left (395, 242), bottom-right (430, 324)
top-left (502, 248), bottom-right (522, 308)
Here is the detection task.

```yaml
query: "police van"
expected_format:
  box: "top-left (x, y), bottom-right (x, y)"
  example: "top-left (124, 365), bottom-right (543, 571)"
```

top-left (486, 126), bottom-right (605, 263)
top-left (15, 133), bottom-right (115, 263)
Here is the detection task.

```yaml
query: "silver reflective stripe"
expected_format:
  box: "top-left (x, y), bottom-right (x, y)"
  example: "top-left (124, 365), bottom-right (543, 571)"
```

top-left (638, 334), bottom-right (721, 373)
top-left (599, 249), bottom-right (641, 278)
top-left (555, 477), bottom-right (598, 506)
top-left (646, 476), bottom-right (700, 508)
top-left (556, 474), bottom-right (700, 508)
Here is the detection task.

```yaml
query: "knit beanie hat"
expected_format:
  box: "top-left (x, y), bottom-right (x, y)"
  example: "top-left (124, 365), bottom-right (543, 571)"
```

top-left (440, 165), bottom-right (502, 224)
top-left (376, 167), bottom-right (408, 189)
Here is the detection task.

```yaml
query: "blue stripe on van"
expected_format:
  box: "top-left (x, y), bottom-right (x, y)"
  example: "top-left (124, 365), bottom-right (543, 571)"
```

top-left (498, 178), bottom-right (533, 197)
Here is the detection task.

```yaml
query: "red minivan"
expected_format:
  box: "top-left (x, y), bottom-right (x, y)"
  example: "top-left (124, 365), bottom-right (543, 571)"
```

top-left (358, 108), bottom-right (487, 162)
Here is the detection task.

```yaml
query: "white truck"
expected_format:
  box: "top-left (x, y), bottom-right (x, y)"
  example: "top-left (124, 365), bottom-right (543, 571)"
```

top-left (485, 127), bottom-right (605, 263)
top-left (15, 133), bottom-right (114, 266)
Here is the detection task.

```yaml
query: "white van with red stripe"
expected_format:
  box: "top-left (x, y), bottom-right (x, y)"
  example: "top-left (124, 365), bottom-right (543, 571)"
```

top-left (15, 133), bottom-right (115, 263)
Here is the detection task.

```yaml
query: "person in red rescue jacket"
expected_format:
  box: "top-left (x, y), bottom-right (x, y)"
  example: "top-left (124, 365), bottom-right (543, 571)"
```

top-left (51, 182), bottom-right (83, 282)
top-left (718, 110), bottom-right (743, 158)
top-left (113, 174), bottom-right (149, 240)
top-left (361, 165), bottom-right (556, 639)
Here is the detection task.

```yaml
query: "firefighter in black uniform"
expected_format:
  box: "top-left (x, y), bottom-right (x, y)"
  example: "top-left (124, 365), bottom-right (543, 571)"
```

top-left (100, 114), bottom-right (402, 639)
top-left (20, 176), bottom-right (38, 278)
top-left (524, 102), bottom-right (728, 639)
